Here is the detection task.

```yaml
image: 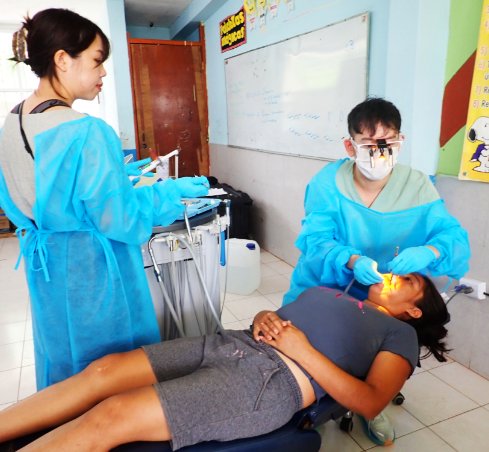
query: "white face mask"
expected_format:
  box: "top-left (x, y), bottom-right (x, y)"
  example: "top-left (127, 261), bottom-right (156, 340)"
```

top-left (351, 140), bottom-right (401, 181)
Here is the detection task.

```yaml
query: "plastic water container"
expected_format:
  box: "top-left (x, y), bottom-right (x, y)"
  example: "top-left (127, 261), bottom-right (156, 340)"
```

top-left (220, 239), bottom-right (260, 295)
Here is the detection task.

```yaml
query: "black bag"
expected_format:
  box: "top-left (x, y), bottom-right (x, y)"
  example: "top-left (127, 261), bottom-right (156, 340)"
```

top-left (207, 178), bottom-right (253, 240)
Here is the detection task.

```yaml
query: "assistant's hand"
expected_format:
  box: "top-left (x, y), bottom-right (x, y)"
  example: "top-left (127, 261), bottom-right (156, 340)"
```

top-left (387, 246), bottom-right (437, 275)
top-left (125, 158), bottom-right (155, 185)
top-left (174, 176), bottom-right (209, 198)
top-left (353, 256), bottom-right (384, 285)
top-left (252, 311), bottom-right (288, 342)
top-left (260, 321), bottom-right (312, 362)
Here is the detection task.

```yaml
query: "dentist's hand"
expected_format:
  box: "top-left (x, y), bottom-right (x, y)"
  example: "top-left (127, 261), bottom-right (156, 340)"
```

top-left (125, 158), bottom-right (154, 185)
top-left (174, 176), bottom-right (209, 198)
top-left (353, 256), bottom-right (384, 286)
top-left (387, 246), bottom-right (437, 275)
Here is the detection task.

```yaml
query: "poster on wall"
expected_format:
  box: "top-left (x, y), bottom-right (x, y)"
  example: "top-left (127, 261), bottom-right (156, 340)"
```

top-left (220, 7), bottom-right (247, 53)
top-left (459, 0), bottom-right (489, 181)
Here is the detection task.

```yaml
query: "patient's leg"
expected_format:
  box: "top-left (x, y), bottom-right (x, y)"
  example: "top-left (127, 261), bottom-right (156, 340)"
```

top-left (0, 349), bottom-right (157, 443)
top-left (19, 387), bottom-right (169, 452)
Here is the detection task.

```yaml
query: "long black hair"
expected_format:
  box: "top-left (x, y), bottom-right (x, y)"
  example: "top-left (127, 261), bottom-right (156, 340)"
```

top-left (405, 275), bottom-right (451, 362)
top-left (11, 9), bottom-right (110, 96)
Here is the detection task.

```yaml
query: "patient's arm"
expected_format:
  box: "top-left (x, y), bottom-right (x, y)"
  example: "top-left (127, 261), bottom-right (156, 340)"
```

top-left (261, 322), bottom-right (411, 419)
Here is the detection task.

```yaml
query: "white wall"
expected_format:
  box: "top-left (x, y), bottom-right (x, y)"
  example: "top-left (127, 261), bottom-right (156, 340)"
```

top-left (0, 0), bottom-right (124, 139)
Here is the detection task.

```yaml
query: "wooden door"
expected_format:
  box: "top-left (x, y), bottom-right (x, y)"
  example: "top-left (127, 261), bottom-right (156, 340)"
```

top-left (129, 33), bottom-right (209, 177)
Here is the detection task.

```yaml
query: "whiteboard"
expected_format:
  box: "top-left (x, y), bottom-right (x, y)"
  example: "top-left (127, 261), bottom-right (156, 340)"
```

top-left (225, 13), bottom-right (369, 160)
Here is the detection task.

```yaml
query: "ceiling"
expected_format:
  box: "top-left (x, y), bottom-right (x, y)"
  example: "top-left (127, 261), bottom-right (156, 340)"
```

top-left (124, 0), bottom-right (193, 28)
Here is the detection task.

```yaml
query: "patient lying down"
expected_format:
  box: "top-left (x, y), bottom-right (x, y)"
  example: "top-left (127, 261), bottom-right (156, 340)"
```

top-left (0, 274), bottom-right (449, 452)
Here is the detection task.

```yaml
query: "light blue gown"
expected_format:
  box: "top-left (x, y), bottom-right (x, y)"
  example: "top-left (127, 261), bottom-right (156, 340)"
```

top-left (283, 160), bottom-right (470, 305)
top-left (0, 116), bottom-right (185, 389)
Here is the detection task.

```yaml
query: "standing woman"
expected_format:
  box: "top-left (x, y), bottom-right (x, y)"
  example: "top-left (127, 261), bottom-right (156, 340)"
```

top-left (0, 9), bottom-right (209, 390)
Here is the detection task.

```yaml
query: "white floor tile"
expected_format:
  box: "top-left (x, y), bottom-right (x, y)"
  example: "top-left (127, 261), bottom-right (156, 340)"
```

top-left (265, 260), bottom-right (294, 275)
top-left (318, 421), bottom-right (363, 452)
top-left (349, 405), bottom-right (425, 450)
top-left (412, 365), bottom-right (426, 375)
top-left (259, 251), bottom-right (280, 264)
top-left (430, 407), bottom-right (489, 452)
top-left (25, 320), bottom-right (33, 341)
top-left (220, 290), bottom-right (261, 302)
top-left (222, 321), bottom-right (245, 331)
top-left (240, 317), bottom-right (254, 329)
top-left (221, 306), bottom-right (238, 324)
top-left (430, 362), bottom-right (489, 406)
top-left (0, 368), bottom-right (21, 404)
top-left (27, 302), bottom-right (32, 320)
top-left (0, 303), bottom-right (28, 325)
top-left (0, 321), bottom-right (26, 346)
top-left (400, 372), bottom-right (478, 426)
top-left (264, 291), bottom-right (288, 308)
top-left (260, 263), bottom-right (279, 278)
top-left (0, 288), bottom-right (29, 307)
top-left (257, 275), bottom-right (290, 295)
top-left (420, 351), bottom-right (453, 371)
top-left (225, 296), bottom-right (277, 321)
top-left (0, 402), bottom-right (15, 411)
top-left (370, 427), bottom-right (455, 451)
top-left (484, 404), bottom-right (489, 411)
top-left (0, 342), bottom-right (23, 372)
top-left (282, 272), bottom-right (292, 281)
top-left (22, 340), bottom-right (35, 367)
top-left (18, 365), bottom-right (37, 400)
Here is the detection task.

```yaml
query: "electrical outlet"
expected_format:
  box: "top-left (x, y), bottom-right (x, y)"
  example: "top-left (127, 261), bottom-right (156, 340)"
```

top-left (460, 277), bottom-right (486, 300)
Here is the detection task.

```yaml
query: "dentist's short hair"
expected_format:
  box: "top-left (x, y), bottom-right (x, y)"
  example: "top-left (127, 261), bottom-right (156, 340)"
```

top-left (348, 97), bottom-right (401, 137)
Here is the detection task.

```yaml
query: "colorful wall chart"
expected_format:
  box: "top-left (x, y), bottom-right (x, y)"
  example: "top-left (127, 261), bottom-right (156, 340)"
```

top-left (459, 0), bottom-right (489, 181)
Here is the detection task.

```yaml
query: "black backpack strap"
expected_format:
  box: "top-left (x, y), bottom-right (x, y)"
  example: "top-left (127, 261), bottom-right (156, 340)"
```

top-left (12, 99), bottom-right (72, 161)
top-left (18, 101), bottom-right (34, 160)
top-left (29, 99), bottom-right (71, 114)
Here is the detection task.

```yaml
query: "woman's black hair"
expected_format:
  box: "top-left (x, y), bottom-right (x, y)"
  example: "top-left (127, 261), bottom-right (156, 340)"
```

top-left (406, 275), bottom-right (451, 362)
top-left (347, 97), bottom-right (402, 137)
top-left (11, 9), bottom-right (110, 96)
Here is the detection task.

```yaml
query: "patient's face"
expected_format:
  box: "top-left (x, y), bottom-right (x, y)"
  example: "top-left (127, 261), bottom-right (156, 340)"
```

top-left (368, 273), bottom-right (425, 318)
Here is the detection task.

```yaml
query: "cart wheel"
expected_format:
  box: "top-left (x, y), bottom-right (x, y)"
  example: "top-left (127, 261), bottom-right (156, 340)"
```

top-left (339, 416), bottom-right (354, 433)
top-left (393, 393), bottom-right (405, 405)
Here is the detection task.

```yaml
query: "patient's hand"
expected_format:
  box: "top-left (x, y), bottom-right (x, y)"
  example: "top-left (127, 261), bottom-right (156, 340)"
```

top-left (260, 321), bottom-right (311, 362)
top-left (253, 311), bottom-right (288, 342)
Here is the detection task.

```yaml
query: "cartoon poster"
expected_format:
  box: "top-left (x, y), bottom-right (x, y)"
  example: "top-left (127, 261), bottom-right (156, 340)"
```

top-left (459, 0), bottom-right (489, 181)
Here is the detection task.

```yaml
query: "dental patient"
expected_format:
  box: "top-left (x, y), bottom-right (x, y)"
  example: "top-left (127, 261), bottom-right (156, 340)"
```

top-left (0, 274), bottom-right (449, 452)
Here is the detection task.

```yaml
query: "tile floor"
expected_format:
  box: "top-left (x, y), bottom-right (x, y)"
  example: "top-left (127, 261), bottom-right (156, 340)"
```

top-left (1, 235), bottom-right (489, 451)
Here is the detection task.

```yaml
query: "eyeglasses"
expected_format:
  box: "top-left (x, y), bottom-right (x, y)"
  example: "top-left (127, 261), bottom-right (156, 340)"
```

top-left (350, 138), bottom-right (403, 167)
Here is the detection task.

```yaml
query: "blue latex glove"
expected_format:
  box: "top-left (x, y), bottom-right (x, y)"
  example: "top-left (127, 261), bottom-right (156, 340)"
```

top-left (124, 158), bottom-right (155, 185)
top-left (387, 246), bottom-right (437, 275)
top-left (353, 256), bottom-right (384, 286)
top-left (174, 176), bottom-right (209, 198)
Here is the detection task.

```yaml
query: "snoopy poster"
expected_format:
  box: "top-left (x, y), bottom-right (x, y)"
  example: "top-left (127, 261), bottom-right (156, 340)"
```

top-left (459, 0), bottom-right (489, 181)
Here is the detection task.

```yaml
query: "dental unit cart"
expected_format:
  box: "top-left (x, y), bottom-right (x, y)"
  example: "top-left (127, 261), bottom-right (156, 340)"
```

top-left (141, 203), bottom-right (229, 340)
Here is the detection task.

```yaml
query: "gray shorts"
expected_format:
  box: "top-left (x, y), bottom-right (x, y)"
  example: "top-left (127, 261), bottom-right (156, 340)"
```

top-left (142, 329), bottom-right (303, 451)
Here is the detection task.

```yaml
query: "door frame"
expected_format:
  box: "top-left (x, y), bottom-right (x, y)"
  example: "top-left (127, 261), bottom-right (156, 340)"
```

top-left (127, 24), bottom-right (209, 164)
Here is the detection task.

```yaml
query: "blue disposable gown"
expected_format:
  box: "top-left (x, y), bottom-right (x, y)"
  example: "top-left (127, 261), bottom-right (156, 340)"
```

top-left (283, 160), bottom-right (470, 305)
top-left (0, 116), bottom-right (185, 389)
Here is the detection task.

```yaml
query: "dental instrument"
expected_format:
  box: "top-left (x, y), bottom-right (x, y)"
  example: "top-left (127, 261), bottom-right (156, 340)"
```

top-left (129, 149), bottom-right (180, 181)
top-left (391, 246), bottom-right (399, 286)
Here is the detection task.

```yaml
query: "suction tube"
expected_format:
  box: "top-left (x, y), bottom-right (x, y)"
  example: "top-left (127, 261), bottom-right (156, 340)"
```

top-left (148, 236), bottom-right (186, 338)
top-left (151, 232), bottom-right (224, 333)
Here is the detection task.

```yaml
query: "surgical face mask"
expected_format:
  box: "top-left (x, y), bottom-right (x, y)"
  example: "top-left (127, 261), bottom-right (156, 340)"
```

top-left (351, 139), bottom-right (402, 181)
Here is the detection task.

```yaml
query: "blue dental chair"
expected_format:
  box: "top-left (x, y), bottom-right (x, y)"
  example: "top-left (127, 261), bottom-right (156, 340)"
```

top-left (10, 395), bottom-right (349, 452)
